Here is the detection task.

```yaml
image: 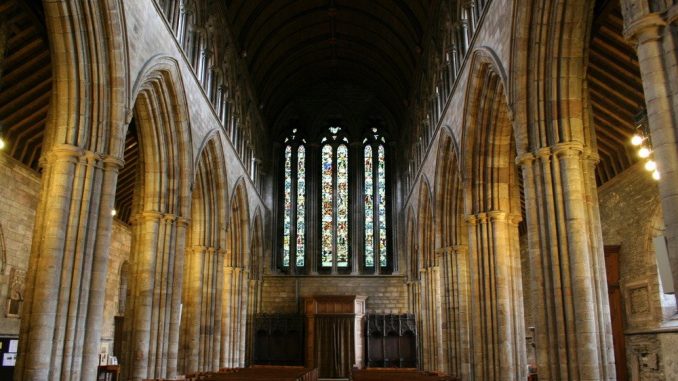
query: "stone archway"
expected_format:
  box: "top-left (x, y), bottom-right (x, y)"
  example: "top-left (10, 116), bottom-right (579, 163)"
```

top-left (511, 1), bottom-right (615, 379)
top-left (120, 57), bottom-right (193, 381)
top-left (461, 48), bottom-right (526, 381)
top-left (180, 134), bottom-right (229, 374)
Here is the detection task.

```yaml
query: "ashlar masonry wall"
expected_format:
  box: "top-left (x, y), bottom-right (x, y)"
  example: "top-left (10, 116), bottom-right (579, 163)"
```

top-left (260, 275), bottom-right (408, 315)
top-left (598, 163), bottom-right (678, 379)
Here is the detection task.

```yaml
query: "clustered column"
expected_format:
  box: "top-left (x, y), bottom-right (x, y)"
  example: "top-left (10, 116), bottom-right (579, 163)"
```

top-left (436, 245), bottom-right (471, 380)
top-left (122, 212), bottom-right (188, 381)
top-left (517, 142), bottom-right (614, 381)
top-left (465, 211), bottom-right (526, 381)
top-left (16, 145), bottom-right (122, 381)
top-left (221, 266), bottom-right (249, 368)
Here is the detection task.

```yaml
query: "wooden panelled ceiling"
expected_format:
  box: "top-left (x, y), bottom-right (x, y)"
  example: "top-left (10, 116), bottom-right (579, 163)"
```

top-left (0, 0), bottom-right (50, 171)
top-left (224, 0), bottom-right (433, 130)
top-left (588, 0), bottom-right (645, 185)
top-left (113, 119), bottom-right (139, 225)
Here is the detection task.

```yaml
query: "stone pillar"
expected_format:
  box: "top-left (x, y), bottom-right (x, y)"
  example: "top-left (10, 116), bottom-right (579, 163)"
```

top-left (16, 145), bottom-right (122, 381)
top-left (438, 245), bottom-right (472, 380)
top-left (465, 212), bottom-right (526, 381)
top-left (123, 211), bottom-right (187, 381)
top-left (221, 266), bottom-right (234, 367)
top-left (624, 2), bottom-right (678, 308)
top-left (517, 143), bottom-right (614, 381)
top-left (183, 245), bottom-right (222, 373)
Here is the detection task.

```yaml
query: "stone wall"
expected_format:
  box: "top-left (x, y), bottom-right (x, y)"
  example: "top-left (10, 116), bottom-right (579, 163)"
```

top-left (598, 163), bottom-right (678, 380)
top-left (260, 275), bottom-right (408, 315)
top-left (100, 221), bottom-right (132, 355)
top-left (0, 153), bottom-right (39, 336)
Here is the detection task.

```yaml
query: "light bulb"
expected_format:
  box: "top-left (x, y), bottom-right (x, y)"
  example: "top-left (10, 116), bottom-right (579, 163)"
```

top-left (652, 170), bottom-right (661, 180)
top-left (639, 147), bottom-right (651, 158)
top-left (631, 134), bottom-right (644, 146)
top-left (645, 160), bottom-right (657, 171)
top-left (0, 137), bottom-right (5, 150)
top-left (111, 209), bottom-right (117, 217)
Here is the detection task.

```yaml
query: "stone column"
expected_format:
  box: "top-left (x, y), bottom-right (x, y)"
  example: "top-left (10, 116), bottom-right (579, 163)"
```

top-left (465, 212), bottom-right (526, 381)
top-left (517, 143), bottom-right (614, 381)
top-left (439, 245), bottom-right (472, 380)
top-left (624, 2), bottom-right (678, 308)
top-left (183, 245), bottom-right (206, 373)
top-left (123, 211), bottom-right (187, 381)
top-left (16, 145), bottom-right (122, 381)
top-left (221, 266), bottom-right (234, 367)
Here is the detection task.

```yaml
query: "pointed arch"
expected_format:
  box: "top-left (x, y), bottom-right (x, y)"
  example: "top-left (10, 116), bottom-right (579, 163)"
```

top-left (433, 127), bottom-right (465, 249)
top-left (250, 208), bottom-right (265, 282)
top-left (417, 178), bottom-right (434, 270)
top-left (406, 206), bottom-right (418, 281)
top-left (121, 56), bottom-right (194, 380)
top-left (229, 178), bottom-right (251, 268)
top-left (459, 47), bottom-right (527, 380)
top-left (16, 2), bottom-right (129, 379)
top-left (461, 48), bottom-right (521, 217)
top-left (130, 56), bottom-right (193, 218)
top-left (180, 133), bottom-right (229, 374)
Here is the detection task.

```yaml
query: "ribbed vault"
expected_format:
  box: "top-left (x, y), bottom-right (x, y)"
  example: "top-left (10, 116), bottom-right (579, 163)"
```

top-left (224, 0), bottom-right (434, 132)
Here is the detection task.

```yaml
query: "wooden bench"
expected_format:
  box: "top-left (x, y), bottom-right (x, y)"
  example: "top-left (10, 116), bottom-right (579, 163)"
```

top-left (185, 366), bottom-right (318, 381)
top-left (351, 368), bottom-right (458, 381)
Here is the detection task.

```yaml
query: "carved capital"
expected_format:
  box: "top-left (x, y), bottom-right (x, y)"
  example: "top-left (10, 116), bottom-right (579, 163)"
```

top-left (487, 210), bottom-right (507, 222)
top-left (536, 147), bottom-right (551, 162)
top-left (464, 214), bottom-right (478, 225)
top-left (138, 211), bottom-right (164, 222)
top-left (176, 216), bottom-right (191, 227)
top-left (48, 144), bottom-right (83, 164)
top-left (552, 142), bottom-right (584, 158)
top-left (624, 12), bottom-right (665, 44)
top-left (515, 152), bottom-right (535, 167)
top-left (103, 155), bottom-right (125, 172)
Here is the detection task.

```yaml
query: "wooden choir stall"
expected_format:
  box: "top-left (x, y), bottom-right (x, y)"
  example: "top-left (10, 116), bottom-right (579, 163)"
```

top-left (304, 295), bottom-right (367, 378)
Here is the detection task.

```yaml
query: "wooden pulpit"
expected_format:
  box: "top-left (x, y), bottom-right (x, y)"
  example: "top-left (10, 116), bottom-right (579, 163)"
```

top-left (304, 295), bottom-right (367, 378)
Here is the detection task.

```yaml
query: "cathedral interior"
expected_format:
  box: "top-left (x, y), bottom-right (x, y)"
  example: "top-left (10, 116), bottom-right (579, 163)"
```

top-left (0, 0), bottom-right (677, 380)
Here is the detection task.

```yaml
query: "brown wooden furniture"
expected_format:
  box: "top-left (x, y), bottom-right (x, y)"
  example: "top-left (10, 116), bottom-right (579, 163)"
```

top-left (365, 314), bottom-right (417, 368)
top-left (351, 368), bottom-right (457, 380)
top-left (97, 364), bottom-right (120, 381)
top-left (186, 366), bottom-right (317, 381)
top-left (304, 295), bottom-right (367, 378)
top-left (252, 314), bottom-right (305, 366)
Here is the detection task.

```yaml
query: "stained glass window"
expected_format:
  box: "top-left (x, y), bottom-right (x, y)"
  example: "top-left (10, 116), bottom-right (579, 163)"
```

top-left (281, 128), bottom-right (305, 271)
top-left (296, 146), bottom-right (306, 267)
top-left (321, 144), bottom-right (334, 267)
top-left (282, 146), bottom-right (292, 267)
top-left (364, 129), bottom-right (388, 269)
top-left (378, 145), bottom-right (387, 266)
top-left (336, 145), bottom-right (349, 267)
top-left (364, 146), bottom-right (374, 267)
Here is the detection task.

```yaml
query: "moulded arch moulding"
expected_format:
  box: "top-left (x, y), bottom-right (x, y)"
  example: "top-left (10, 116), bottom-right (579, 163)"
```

top-left (458, 46), bottom-right (518, 181)
top-left (128, 54), bottom-right (195, 219)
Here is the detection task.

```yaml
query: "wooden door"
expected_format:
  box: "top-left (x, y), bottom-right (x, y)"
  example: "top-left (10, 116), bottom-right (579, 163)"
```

top-left (604, 245), bottom-right (627, 381)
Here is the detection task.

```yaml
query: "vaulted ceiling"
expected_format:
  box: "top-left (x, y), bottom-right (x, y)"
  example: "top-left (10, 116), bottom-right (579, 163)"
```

top-left (223, 0), bottom-right (434, 131)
